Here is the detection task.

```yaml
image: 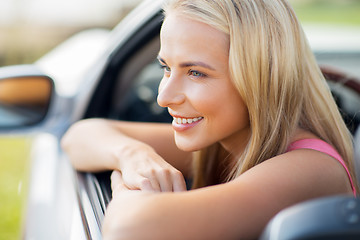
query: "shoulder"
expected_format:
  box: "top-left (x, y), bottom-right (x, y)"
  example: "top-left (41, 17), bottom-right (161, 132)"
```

top-left (166, 147), bottom-right (351, 238)
top-left (236, 145), bottom-right (353, 199)
top-left (221, 128), bottom-right (352, 207)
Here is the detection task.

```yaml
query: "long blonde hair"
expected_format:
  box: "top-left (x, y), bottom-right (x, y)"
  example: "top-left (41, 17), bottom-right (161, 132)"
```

top-left (163, 0), bottom-right (358, 190)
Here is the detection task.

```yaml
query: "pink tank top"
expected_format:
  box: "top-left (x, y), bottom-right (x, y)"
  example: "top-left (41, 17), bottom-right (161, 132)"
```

top-left (287, 139), bottom-right (356, 196)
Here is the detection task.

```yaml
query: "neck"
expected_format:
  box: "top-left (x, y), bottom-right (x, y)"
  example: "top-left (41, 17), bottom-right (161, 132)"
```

top-left (219, 128), bottom-right (250, 159)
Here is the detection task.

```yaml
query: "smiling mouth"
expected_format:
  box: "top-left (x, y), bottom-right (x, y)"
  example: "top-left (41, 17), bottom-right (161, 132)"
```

top-left (173, 117), bottom-right (203, 124)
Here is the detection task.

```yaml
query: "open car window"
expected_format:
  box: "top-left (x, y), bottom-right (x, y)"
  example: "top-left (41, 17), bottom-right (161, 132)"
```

top-left (84, 33), bottom-right (169, 221)
top-left (76, 12), bottom-right (167, 231)
top-left (109, 36), bottom-right (171, 123)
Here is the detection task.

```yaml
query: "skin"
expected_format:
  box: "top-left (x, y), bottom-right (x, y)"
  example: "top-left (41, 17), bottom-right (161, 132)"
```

top-left (62, 119), bottom-right (190, 192)
top-left (62, 13), bottom-right (354, 240)
top-left (157, 13), bottom-right (250, 156)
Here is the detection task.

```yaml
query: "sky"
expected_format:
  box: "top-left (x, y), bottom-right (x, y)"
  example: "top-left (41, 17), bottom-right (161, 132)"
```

top-left (0, 0), bottom-right (142, 26)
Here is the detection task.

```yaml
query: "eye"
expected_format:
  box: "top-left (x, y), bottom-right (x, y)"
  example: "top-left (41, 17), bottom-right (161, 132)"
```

top-left (159, 64), bottom-right (171, 73)
top-left (189, 70), bottom-right (206, 78)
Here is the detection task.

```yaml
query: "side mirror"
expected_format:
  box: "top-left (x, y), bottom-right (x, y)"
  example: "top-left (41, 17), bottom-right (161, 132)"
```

top-left (0, 65), bottom-right (54, 128)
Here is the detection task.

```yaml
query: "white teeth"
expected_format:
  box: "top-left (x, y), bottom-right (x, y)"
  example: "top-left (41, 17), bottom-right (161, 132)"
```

top-left (173, 117), bottom-right (203, 124)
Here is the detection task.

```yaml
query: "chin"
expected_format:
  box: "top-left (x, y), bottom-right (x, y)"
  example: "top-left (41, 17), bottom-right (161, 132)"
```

top-left (174, 136), bottom-right (209, 152)
top-left (175, 142), bottom-right (198, 152)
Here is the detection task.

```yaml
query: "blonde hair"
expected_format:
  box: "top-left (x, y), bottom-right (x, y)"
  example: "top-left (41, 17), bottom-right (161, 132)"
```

top-left (163, 0), bottom-right (358, 190)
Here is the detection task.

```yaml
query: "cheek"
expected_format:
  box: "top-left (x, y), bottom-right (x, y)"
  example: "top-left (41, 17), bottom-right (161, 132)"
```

top-left (186, 84), bottom-right (224, 111)
top-left (208, 86), bottom-right (249, 128)
top-left (226, 92), bottom-right (248, 122)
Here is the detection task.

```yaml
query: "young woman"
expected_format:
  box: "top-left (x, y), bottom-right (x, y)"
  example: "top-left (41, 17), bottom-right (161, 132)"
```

top-left (62, 0), bottom-right (358, 239)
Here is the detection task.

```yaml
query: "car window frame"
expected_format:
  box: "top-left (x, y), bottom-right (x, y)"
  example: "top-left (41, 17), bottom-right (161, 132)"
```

top-left (74, 10), bottom-right (165, 235)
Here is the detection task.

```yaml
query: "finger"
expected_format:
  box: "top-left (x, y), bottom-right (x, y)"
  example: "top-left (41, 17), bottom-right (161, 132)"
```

top-left (120, 171), bottom-right (142, 190)
top-left (155, 168), bottom-right (174, 192)
top-left (111, 170), bottom-right (123, 189)
top-left (172, 171), bottom-right (187, 192)
top-left (142, 170), bottom-right (161, 192)
top-left (111, 171), bottom-right (129, 195)
top-left (121, 171), bottom-right (159, 192)
top-left (138, 176), bottom-right (158, 192)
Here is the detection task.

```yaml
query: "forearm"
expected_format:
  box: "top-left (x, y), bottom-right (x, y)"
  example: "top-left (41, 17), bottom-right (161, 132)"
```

top-left (103, 192), bottom-right (186, 240)
top-left (61, 118), bottom-right (152, 172)
top-left (102, 187), bottom-right (238, 240)
top-left (62, 118), bottom-right (192, 175)
top-left (102, 177), bottom-right (270, 240)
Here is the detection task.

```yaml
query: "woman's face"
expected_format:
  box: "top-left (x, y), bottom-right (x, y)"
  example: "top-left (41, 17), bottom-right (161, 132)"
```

top-left (157, 13), bottom-right (250, 154)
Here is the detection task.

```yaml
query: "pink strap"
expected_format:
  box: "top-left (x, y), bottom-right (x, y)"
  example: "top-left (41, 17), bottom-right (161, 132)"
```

top-left (287, 139), bottom-right (356, 196)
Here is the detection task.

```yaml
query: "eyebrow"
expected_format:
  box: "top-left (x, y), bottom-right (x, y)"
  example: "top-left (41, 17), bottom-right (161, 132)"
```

top-left (157, 56), bottom-right (216, 71)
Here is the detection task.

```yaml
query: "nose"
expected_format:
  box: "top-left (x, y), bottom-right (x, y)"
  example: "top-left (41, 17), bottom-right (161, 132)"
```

top-left (157, 75), bottom-right (185, 107)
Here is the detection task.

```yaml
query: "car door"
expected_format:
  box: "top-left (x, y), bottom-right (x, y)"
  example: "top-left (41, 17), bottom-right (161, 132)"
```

top-left (71, 3), bottom-right (168, 238)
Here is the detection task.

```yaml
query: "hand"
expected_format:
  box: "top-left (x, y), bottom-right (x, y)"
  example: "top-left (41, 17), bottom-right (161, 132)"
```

top-left (104, 170), bottom-right (153, 240)
top-left (117, 144), bottom-right (187, 192)
top-left (111, 170), bottom-right (147, 199)
top-left (111, 170), bottom-right (130, 196)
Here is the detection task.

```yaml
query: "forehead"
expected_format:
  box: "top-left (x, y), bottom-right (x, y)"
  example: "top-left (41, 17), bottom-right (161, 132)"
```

top-left (160, 14), bottom-right (229, 58)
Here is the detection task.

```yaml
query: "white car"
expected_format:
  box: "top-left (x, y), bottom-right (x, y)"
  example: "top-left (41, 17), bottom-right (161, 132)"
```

top-left (0, 0), bottom-right (359, 239)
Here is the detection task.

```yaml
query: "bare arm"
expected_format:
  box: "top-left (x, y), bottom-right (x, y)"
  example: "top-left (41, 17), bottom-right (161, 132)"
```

top-left (61, 118), bottom-right (192, 191)
top-left (103, 149), bottom-right (353, 240)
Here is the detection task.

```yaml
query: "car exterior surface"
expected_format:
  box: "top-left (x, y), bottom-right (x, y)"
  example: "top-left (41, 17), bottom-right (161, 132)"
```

top-left (0, 0), bottom-right (360, 239)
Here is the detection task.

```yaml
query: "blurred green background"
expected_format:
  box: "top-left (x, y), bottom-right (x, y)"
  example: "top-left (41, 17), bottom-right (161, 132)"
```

top-left (0, 137), bottom-right (31, 240)
top-left (0, 0), bottom-right (359, 239)
top-left (291, 0), bottom-right (360, 25)
top-left (0, 0), bottom-right (359, 67)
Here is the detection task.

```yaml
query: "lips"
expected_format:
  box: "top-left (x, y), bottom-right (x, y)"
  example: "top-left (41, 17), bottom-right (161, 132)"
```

top-left (171, 115), bottom-right (204, 132)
